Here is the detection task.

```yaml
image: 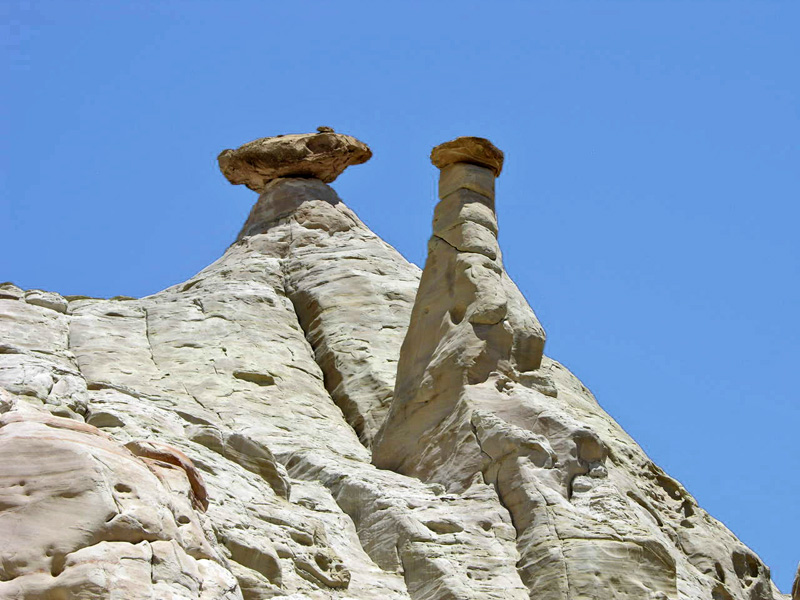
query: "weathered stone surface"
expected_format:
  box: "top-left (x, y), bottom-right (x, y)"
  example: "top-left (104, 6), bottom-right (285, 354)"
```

top-left (373, 150), bottom-right (548, 486)
top-left (218, 129), bottom-right (372, 192)
top-left (0, 389), bottom-right (240, 600)
top-left (125, 439), bottom-right (211, 511)
top-left (0, 282), bottom-right (24, 301)
top-left (431, 136), bottom-right (505, 176)
top-left (0, 132), bottom-right (788, 600)
top-left (439, 162), bottom-right (497, 200)
top-left (24, 288), bottom-right (68, 313)
top-left (374, 137), bottom-right (785, 600)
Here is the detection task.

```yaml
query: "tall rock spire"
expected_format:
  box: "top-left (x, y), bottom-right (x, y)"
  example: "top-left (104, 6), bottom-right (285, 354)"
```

top-left (429, 137), bottom-right (547, 374)
top-left (373, 136), bottom-right (551, 486)
top-left (375, 136), bottom-right (693, 598)
top-left (215, 130), bottom-right (421, 447)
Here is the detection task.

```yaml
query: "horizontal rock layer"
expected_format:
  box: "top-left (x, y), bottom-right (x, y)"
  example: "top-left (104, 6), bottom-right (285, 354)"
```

top-left (218, 131), bottom-right (372, 192)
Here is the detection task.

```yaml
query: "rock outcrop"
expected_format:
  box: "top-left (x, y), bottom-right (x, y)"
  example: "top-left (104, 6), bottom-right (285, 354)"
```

top-left (374, 136), bottom-right (783, 600)
top-left (218, 128), bottom-right (372, 192)
top-left (0, 131), bottom-right (789, 600)
top-left (0, 389), bottom-right (239, 600)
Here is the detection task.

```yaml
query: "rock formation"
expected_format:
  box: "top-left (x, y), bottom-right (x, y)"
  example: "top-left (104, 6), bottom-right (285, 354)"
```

top-left (218, 128), bottom-right (372, 192)
top-left (0, 130), bottom-right (789, 599)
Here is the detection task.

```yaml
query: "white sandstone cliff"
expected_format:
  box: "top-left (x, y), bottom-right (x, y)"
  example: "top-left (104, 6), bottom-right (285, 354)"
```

top-left (0, 130), bottom-right (789, 600)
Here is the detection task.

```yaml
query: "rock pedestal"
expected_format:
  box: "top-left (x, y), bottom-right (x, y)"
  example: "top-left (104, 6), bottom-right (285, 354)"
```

top-left (374, 136), bottom-right (743, 599)
top-left (373, 136), bottom-right (550, 486)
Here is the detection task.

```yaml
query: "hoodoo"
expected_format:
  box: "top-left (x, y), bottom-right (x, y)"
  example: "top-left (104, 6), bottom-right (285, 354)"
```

top-left (373, 135), bottom-right (551, 482)
top-left (373, 136), bottom-right (782, 599)
top-left (0, 131), bottom-right (788, 600)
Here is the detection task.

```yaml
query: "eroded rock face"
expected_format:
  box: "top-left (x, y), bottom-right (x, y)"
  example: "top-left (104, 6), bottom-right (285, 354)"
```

top-left (0, 172), bottom-right (523, 599)
top-left (218, 129), bottom-right (372, 192)
top-left (373, 137), bottom-right (785, 600)
top-left (430, 135), bottom-right (505, 176)
top-left (0, 389), bottom-right (240, 600)
top-left (373, 137), bottom-right (549, 485)
top-left (0, 131), bottom-right (789, 600)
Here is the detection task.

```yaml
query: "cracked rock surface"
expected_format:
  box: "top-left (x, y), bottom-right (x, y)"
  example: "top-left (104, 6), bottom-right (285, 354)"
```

top-left (0, 137), bottom-right (789, 599)
top-left (218, 130), bottom-right (372, 192)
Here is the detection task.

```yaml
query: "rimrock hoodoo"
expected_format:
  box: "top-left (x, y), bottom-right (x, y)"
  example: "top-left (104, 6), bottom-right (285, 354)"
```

top-left (373, 136), bottom-right (550, 483)
top-left (0, 130), bottom-right (789, 600)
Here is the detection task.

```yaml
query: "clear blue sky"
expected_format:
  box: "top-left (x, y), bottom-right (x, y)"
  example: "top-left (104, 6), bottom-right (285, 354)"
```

top-left (2, 1), bottom-right (798, 591)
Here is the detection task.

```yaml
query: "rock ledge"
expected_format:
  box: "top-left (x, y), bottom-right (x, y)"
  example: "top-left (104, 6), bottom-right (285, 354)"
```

top-left (430, 136), bottom-right (504, 176)
top-left (218, 129), bottom-right (372, 192)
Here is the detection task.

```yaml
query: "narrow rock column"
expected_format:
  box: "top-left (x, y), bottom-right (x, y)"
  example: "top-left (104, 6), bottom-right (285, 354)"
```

top-left (431, 137), bottom-right (547, 376)
top-left (432, 141), bottom-right (506, 327)
top-left (373, 136), bottom-right (549, 481)
top-left (374, 138), bottom-right (682, 597)
top-left (401, 137), bottom-right (547, 394)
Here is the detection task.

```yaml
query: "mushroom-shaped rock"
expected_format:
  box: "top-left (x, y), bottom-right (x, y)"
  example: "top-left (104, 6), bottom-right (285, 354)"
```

top-left (218, 130), bottom-right (372, 192)
top-left (430, 136), bottom-right (505, 176)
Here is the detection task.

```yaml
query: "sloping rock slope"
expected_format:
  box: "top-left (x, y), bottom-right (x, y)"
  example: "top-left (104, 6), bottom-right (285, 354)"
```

top-left (0, 132), bottom-right (789, 600)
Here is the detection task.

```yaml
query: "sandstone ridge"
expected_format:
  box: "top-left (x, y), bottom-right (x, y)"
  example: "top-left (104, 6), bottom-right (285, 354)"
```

top-left (0, 131), bottom-right (790, 600)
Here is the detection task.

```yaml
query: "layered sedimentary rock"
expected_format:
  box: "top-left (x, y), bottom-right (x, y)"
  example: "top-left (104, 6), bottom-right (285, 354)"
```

top-left (0, 131), bottom-right (789, 600)
top-left (0, 389), bottom-right (239, 600)
top-left (218, 127), bottom-right (372, 192)
top-left (373, 137), bottom-right (785, 600)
